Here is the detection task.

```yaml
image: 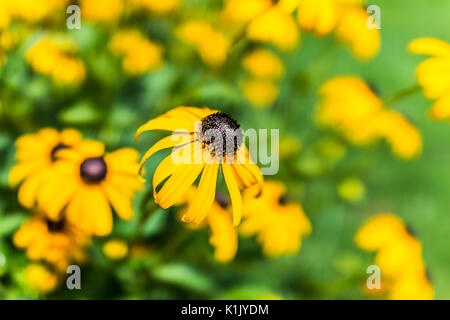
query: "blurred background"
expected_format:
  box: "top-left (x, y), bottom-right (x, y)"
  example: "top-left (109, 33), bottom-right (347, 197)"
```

top-left (0, 0), bottom-right (449, 299)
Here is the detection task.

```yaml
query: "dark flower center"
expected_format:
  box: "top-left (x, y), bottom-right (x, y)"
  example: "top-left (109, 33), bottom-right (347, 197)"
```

top-left (50, 143), bottom-right (69, 162)
top-left (46, 218), bottom-right (65, 233)
top-left (278, 195), bottom-right (289, 205)
top-left (215, 191), bottom-right (229, 209)
top-left (201, 112), bottom-right (243, 158)
top-left (80, 157), bottom-right (107, 184)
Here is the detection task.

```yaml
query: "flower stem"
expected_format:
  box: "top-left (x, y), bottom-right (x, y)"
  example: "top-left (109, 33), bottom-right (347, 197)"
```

top-left (384, 84), bottom-right (421, 106)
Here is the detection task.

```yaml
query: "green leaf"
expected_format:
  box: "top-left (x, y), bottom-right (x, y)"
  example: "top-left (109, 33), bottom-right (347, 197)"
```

top-left (0, 213), bottom-right (25, 238)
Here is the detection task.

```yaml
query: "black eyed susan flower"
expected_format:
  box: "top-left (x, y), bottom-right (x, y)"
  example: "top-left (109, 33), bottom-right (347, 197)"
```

top-left (316, 76), bottom-right (422, 159)
top-left (37, 140), bottom-right (142, 236)
top-left (135, 106), bottom-right (263, 226)
top-left (13, 213), bottom-right (90, 271)
top-left (179, 187), bottom-right (238, 263)
top-left (9, 128), bottom-right (83, 209)
top-left (240, 181), bottom-right (311, 257)
top-left (408, 37), bottom-right (450, 120)
top-left (355, 214), bottom-right (434, 300)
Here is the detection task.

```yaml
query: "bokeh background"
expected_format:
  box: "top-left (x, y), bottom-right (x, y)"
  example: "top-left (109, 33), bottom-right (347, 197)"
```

top-left (0, 0), bottom-right (449, 299)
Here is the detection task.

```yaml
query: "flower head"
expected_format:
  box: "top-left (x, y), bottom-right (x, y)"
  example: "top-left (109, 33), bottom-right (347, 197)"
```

top-left (26, 37), bottom-right (85, 85)
top-left (36, 141), bottom-right (142, 236)
top-left (81, 0), bottom-right (123, 23)
top-left (9, 128), bottom-right (83, 209)
top-left (109, 29), bottom-right (164, 75)
top-left (316, 76), bottom-right (422, 159)
top-left (135, 106), bottom-right (263, 226)
top-left (103, 239), bottom-right (129, 260)
top-left (408, 37), bottom-right (450, 120)
top-left (23, 263), bottom-right (59, 294)
top-left (240, 181), bottom-right (311, 257)
top-left (13, 214), bottom-right (90, 271)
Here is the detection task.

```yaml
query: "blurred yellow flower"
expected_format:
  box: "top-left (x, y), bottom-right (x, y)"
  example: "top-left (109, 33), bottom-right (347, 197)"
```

top-left (37, 141), bottom-right (142, 236)
top-left (103, 239), bottom-right (129, 260)
top-left (242, 49), bottom-right (285, 79)
top-left (9, 128), bottom-right (83, 209)
top-left (24, 263), bottom-right (59, 294)
top-left (316, 76), bottom-right (422, 159)
top-left (337, 177), bottom-right (365, 203)
top-left (14, 214), bottom-right (90, 271)
top-left (4, 0), bottom-right (68, 24)
top-left (355, 214), bottom-right (434, 300)
top-left (135, 106), bottom-right (263, 226)
top-left (26, 37), bottom-right (85, 85)
top-left (297, 0), bottom-right (380, 59)
top-left (222, 0), bottom-right (272, 23)
top-left (408, 37), bottom-right (450, 120)
top-left (81, 0), bottom-right (123, 23)
top-left (247, 7), bottom-right (299, 51)
top-left (241, 78), bottom-right (279, 107)
top-left (334, 7), bottom-right (380, 60)
top-left (109, 29), bottom-right (164, 75)
top-left (180, 188), bottom-right (238, 263)
top-left (241, 181), bottom-right (311, 257)
top-left (177, 21), bottom-right (230, 66)
top-left (129, 0), bottom-right (178, 14)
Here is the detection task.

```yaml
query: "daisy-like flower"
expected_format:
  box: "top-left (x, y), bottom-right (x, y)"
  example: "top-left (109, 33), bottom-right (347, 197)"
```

top-left (408, 37), bottom-right (450, 120)
top-left (240, 181), bottom-right (311, 257)
top-left (135, 106), bottom-right (263, 226)
top-left (9, 128), bottom-right (83, 209)
top-left (355, 214), bottom-right (434, 300)
top-left (316, 76), bottom-right (422, 159)
top-left (179, 187), bottom-right (238, 263)
top-left (297, 0), bottom-right (380, 60)
top-left (109, 29), bottom-right (164, 76)
top-left (176, 21), bottom-right (230, 67)
top-left (26, 37), bottom-right (85, 85)
top-left (81, 0), bottom-right (123, 23)
top-left (37, 140), bottom-right (142, 236)
top-left (13, 214), bottom-right (90, 271)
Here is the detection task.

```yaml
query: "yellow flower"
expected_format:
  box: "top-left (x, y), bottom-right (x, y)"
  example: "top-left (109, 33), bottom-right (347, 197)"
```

top-left (7, 0), bottom-right (68, 24)
top-left (240, 181), bottom-right (311, 257)
top-left (316, 76), bottom-right (422, 159)
top-left (81, 0), bottom-right (123, 23)
top-left (337, 177), bottom-right (365, 203)
top-left (135, 106), bottom-right (263, 226)
top-left (247, 7), bottom-right (299, 51)
top-left (24, 263), bottom-right (59, 294)
top-left (9, 128), bottom-right (83, 209)
top-left (241, 78), bottom-right (279, 107)
top-left (355, 214), bottom-right (434, 300)
top-left (103, 239), bottom-right (129, 260)
top-left (177, 21), bottom-right (230, 66)
top-left (180, 188), bottom-right (238, 263)
top-left (242, 49), bottom-right (285, 79)
top-left (13, 214), bottom-right (90, 271)
top-left (355, 214), bottom-right (411, 251)
top-left (334, 6), bottom-right (380, 60)
top-left (408, 37), bottom-right (450, 120)
top-left (37, 141), bottom-right (142, 236)
top-left (389, 271), bottom-right (434, 300)
top-left (129, 0), bottom-right (178, 14)
top-left (26, 37), bottom-right (85, 85)
top-left (109, 29), bottom-right (164, 75)
top-left (297, 0), bottom-right (340, 36)
top-left (222, 0), bottom-right (272, 23)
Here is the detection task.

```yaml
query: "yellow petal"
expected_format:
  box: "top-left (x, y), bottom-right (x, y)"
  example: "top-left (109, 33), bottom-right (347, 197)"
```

top-left (182, 162), bottom-right (219, 225)
top-left (207, 205), bottom-right (238, 262)
top-left (134, 117), bottom-right (195, 141)
top-left (408, 37), bottom-right (450, 56)
top-left (222, 163), bottom-right (242, 226)
top-left (428, 94), bottom-right (450, 120)
top-left (155, 162), bottom-right (204, 209)
top-left (102, 182), bottom-right (134, 220)
top-left (138, 133), bottom-right (193, 174)
top-left (8, 160), bottom-right (45, 187)
top-left (38, 177), bottom-right (78, 220)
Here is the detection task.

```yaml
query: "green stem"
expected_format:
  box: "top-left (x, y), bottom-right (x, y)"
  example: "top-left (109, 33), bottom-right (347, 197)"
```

top-left (384, 84), bottom-right (421, 106)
